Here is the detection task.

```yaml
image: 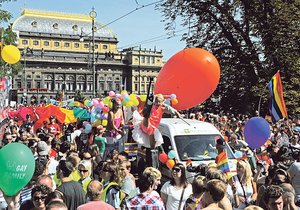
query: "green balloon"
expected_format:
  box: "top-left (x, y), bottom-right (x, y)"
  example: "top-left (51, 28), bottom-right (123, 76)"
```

top-left (0, 143), bottom-right (35, 196)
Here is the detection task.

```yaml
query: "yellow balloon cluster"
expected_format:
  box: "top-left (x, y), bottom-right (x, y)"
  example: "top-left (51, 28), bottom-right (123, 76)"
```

top-left (1, 45), bottom-right (21, 64)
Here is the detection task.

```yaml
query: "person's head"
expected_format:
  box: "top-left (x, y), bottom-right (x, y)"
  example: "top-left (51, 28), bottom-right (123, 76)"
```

top-left (264, 185), bottom-right (284, 210)
top-left (45, 190), bottom-right (65, 206)
top-left (230, 133), bottom-right (238, 143)
top-left (78, 160), bottom-right (92, 179)
top-left (81, 151), bottom-right (92, 161)
top-left (154, 94), bottom-right (164, 106)
top-left (271, 169), bottom-right (289, 185)
top-left (118, 151), bottom-right (129, 162)
top-left (37, 175), bottom-right (54, 191)
top-left (119, 160), bottom-right (131, 178)
top-left (46, 200), bottom-right (67, 210)
top-left (66, 153), bottom-right (81, 169)
top-left (100, 161), bottom-right (119, 183)
top-left (206, 167), bottom-right (227, 184)
top-left (87, 144), bottom-right (100, 157)
top-left (59, 141), bottom-right (71, 154)
top-left (111, 97), bottom-right (122, 110)
top-left (215, 138), bottom-right (226, 152)
top-left (106, 149), bottom-right (119, 162)
top-left (192, 175), bottom-right (206, 196)
top-left (202, 179), bottom-right (227, 205)
top-left (244, 205), bottom-right (264, 210)
top-left (37, 141), bottom-right (50, 156)
top-left (49, 116), bottom-right (56, 123)
top-left (57, 160), bottom-right (73, 179)
top-left (86, 180), bottom-right (103, 201)
top-left (170, 163), bottom-right (188, 187)
top-left (31, 184), bottom-right (52, 210)
top-left (26, 114), bottom-right (31, 120)
top-left (237, 159), bottom-right (252, 186)
top-left (143, 167), bottom-right (162, 190)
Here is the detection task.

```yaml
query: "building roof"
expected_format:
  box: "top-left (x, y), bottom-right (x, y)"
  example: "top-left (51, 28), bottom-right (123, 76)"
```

top-left (12, 9), bottom-right (117, 39)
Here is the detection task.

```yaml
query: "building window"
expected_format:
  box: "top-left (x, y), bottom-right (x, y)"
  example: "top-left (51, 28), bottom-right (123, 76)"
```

top-left (141, 56), bottom-right (145, 63)
top-left (36, 81), bottom-right (41, 89)
top-left (146, 56), bottom-right (150, 64)
top-left (17, 81), bottom-right (21, 88)
top-left (107, 77), bottom-right (112, 81)
top-left (64, 42), bottom-right (70, 47)
top-left (103, 45), bottom-right (108, 49)
top-left (26, 81), bottom-right (31, 89)
top-left (99, 82), bottom-right (104, 90)
top-left (115, 83), bottom-right (120, 91)
top-left (74, 43), bottom-right (80, 48)
top-left (151, 56), bottom-right (155, 64)
top-left (72, 25), bottom-right (78, 31)
top-left (84, 43), bottom-right (89, 48)
top-left (33, 40), bottom-right (39, 46)
top-left (135, 83), bottom-right (138, 91)
top-left (99, 77), bottom-right (105, 81)
top-left (108, 82), bottom-right (113, 91)
top-left (44, 41), bottom-right (49, 46)
top-left (31, 21), bottom-right (37, 27)
top-left (22, 40), bottom-right (28, 45)
top-left (53, 23), bottom-right (58, 29)
top-left (95, 44), bottom-right (98, 49)
top-left (141, 84), bottom-right (145, 92)
top-left (54, 42), bottom-right (60, 47)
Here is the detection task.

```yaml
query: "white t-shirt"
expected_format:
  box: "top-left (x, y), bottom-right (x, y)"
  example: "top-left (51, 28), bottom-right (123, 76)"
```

top-left (288, 162), bottom-right (300, 196)
top-left (160, 181), bottom-right (192, 210)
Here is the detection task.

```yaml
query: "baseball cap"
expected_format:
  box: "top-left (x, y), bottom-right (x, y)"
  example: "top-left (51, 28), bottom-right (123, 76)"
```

top-left (37, 141), bottom-right (50, 156)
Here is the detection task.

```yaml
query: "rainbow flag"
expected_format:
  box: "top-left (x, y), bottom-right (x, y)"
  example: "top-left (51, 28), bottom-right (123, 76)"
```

top-left (216, 151), bottom-right (230, 173)
top-left (268, 71), bottom-right (288, 122)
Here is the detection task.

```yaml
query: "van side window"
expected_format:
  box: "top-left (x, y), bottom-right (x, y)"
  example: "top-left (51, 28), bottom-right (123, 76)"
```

top-left (162, 136), bottom-right (172, 153)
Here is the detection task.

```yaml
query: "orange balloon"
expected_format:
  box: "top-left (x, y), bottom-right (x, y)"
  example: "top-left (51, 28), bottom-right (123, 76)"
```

top-left (171, 98), bottom-right (178, 105)
top-left (166, 159), bottom-right (175, 169)
top-left (154, 48), bottom-right (220, 110)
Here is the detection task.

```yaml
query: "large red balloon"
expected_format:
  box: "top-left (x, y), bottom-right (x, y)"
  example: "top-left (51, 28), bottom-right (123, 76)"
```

top-left (154, 48), bottom-right (220, 110)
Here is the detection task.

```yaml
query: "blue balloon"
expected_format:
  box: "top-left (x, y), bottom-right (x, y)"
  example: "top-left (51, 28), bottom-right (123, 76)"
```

top-left (85, 124), bottom-right (92, 133)
top-left (244, 117), bottom-right (270, 149)
top-left (168, 150), bottom-right (176, 159)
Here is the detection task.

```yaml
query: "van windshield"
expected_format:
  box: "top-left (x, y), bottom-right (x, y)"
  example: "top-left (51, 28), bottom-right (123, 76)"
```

top-left (174, 135), bottom-right (235, 161)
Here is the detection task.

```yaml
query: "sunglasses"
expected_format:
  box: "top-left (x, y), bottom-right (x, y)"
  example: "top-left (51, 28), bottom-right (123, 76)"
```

top-left (172, 167), bottom-right (181, 172)
top-left (83, 157), bottom-right (92, 160)
top-left (33, 196), bottom-right (47, 201)
top-left (102, 168), bottom-right (111, 173)
top-left (11, 136), bottom-right (17, 138)
top-left (79, 169), bottom-right (88, 173)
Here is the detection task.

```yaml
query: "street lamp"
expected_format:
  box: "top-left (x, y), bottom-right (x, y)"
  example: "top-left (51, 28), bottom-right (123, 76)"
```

top-left (89, 8), bottom-right (97, 97)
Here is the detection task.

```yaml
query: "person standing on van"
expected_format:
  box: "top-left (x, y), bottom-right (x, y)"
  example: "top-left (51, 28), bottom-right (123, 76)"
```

top-left (161, 163), bottom-right (192, 210)
top-left (132, 94), bottom-right (181, 149)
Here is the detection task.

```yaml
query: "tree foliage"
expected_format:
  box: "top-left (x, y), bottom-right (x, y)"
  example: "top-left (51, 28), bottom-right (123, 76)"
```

top-left (158, 0), bottom-right (300, 115)
top-left (1, 9), bottom-right (22, 77)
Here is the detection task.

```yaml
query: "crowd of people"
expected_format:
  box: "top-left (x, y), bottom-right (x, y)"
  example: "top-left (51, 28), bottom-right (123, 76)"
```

top-left (0, 97), bottom-right (300, 210)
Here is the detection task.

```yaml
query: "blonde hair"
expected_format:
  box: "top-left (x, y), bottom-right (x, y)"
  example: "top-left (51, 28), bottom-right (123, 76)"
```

top-left (78, 160), bottom-right (92, 177)
top-left (143, 167), bottom-right (161, 180)
top-left (155, 94), bottom-right (164, 103)
top-left (237, 159), bottom-right (252, 187)
top-left (244, 205), bottom-right (264, 210)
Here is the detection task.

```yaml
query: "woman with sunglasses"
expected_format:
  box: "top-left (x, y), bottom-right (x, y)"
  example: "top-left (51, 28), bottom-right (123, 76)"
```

top-left (233, 159), bottom-right (257, 210)
top-left (161, 163), bottom-right (193, 210)
top-left (78, 160), bottom-right (93, 194)
top-left (31, 184), bottom-right (52, 210)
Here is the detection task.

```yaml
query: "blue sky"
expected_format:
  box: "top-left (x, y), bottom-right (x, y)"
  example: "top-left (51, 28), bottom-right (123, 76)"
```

top-left (1, 0), bottom-right (187, 60)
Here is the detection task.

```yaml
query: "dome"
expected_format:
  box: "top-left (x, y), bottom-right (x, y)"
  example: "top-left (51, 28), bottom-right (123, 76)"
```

top-left (12, 9), bottom-right (117, 39)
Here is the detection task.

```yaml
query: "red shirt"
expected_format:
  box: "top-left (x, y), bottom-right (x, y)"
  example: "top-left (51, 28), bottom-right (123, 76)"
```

top-left (47, 123), bottom-right (61, 135)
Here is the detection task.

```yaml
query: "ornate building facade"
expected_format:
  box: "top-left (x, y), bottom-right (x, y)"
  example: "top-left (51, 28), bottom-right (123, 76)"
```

top-left (11, 9), bottom-right (163, 103)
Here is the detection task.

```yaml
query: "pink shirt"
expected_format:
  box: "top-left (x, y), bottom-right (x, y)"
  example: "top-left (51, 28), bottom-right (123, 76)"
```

top-left (77, 201), bottom-right (115, 210)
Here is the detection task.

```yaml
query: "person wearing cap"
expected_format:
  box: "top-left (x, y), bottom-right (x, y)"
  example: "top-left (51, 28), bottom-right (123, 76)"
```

top-left (47, 116), bottom-right (61, 136)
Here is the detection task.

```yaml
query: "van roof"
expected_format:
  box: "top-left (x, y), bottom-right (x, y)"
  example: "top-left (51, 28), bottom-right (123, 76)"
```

top-left (159, 118), bottom-right (221, 136)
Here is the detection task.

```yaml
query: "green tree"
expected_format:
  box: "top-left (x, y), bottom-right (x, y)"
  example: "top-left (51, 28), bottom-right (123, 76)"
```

top-left (1, 9), bottom-right (22, 77)
top-left (158, 0), bottom-right (300, 115)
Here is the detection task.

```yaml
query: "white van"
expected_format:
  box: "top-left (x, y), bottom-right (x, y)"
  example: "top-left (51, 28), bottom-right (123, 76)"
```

top-left (157, 118), bottom-right (237, 182)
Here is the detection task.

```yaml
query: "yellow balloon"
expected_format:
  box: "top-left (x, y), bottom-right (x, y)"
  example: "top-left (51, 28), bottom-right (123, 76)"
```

top-left (140, 95), bottom-right (147, 102)
top-left (133, 99), bottom-right (139, 106)
top-left (126, 101), bottom-right (133, 107)
top-left (93, 119), bottom-right (102, 126)
top-left (1, 45), bottom-right (21, 64)
top-left (102, 119), bottom-right (108, 126)
top-left (129, 94), bottom-right (136, 100)
top-left (121, 90), bottom-right (128, 95)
